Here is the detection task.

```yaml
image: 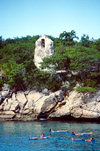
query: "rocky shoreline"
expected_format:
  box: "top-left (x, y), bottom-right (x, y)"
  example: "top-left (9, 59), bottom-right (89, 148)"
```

top-left (0, 84), bottom-right (100, 122)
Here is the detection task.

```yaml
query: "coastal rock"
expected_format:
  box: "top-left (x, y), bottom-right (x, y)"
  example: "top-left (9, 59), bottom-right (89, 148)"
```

top-left (0, 84), bottom-right (10, 100)
top-left (16, 92), bottom-right (27, 110)
top-left (0, 111), bottom-right (15, 119)
top-left (25, 91), bottom-right (44, 110)
top-left (70, 108), bottom-right (83, 118)
top-left (3, 98), bottom-right (12, 111)
top-left (0, 94), bottom-right (2, 103)
top-left (0, 88), bottom-right (100, 121)
top-left (81, 110), bottom-right (99, 118)
top-left (34, 90), bottom-right (64, 115)
top-left (10, 101), bottom-right (19, 112)
top-left (49, 102), bottom-right (70, 118)
top-left (1, 90), bottom-right (9, 99)
top-left (42, 88), bottom-right (49, 95)
top-left (48, 90), bottom-right (100, 120)
top-left (54, 90), bottom-right (64, 102)
top-left (40, 95), bottom-right (57, 113)
top-left (2, 84), bottom-right (10, 91)
top-left (34, 95), bottom-right (51, 113)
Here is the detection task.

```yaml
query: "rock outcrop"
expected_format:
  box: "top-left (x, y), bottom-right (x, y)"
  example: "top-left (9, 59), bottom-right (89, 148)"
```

top-left (0, 87), bottom-right (100, 121)
top-left (49, 91), bottom-right (100, 120)
top-left (0, 89), bottom-right (64, 121)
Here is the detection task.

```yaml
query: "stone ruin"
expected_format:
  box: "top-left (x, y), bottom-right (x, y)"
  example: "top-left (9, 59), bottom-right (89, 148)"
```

top-left (34, 35), bottom-right (54, 68)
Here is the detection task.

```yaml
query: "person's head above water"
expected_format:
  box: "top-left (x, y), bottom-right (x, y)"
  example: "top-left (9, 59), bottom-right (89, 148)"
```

top-left (90, 137), bottom-right (94, 141)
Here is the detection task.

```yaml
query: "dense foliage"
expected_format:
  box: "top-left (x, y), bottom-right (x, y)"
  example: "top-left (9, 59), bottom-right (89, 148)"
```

top-left (0, 31), bottom-right (100, 92)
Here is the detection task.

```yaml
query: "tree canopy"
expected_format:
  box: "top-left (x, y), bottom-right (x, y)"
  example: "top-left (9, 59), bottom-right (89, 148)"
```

top-left (0, 31), bottom-right (100, 92)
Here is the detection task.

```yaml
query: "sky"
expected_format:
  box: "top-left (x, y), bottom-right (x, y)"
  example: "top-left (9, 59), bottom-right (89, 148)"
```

top-left (0, 0), bottom-right (100, 40)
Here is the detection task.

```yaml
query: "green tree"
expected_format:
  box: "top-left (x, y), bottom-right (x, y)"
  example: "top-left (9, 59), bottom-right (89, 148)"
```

top-left (59, 30), bottom-right (78, 46)
top-left (2, 61), bottom-right (26, 90)
top-left (95, 38), bottom-right (100, 51)
top-left (0, 36), bottom-right (3, 49)
top-left (80, 34), bottom-right (90, 47)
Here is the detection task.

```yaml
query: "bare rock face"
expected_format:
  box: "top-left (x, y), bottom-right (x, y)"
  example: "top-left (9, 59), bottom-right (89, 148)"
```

top-left (0, 84), bottom-right (10, 100)
top-left (16, 92), bottom-right (28, 111)
top-left (0, 111), bottom-right (15, 119)
top-left (33, 90), bottom-right (64, 114)
top-left (34, 35), bottom-right (54, 68)
top-left (0, 88), bottom-right (100, 121)
top-left (49, 90), bottom-right (100, 120)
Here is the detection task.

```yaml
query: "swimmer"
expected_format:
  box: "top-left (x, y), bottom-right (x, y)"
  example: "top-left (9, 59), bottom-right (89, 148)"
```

top-left (49, 128), bottom-right (54, 132)
top-left (29, 133), bottom-right (50, 140)
top-left (49, 128), bottom-right (68, 133)
top-left (40, 133), bottom-right (45, 138)
top-left (72, 137), bottom-right (94, 142)
top-left (72, 131), bottom-right (92, 136)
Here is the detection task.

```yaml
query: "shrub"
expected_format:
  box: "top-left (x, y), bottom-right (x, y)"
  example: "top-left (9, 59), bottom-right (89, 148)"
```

top-left (0, 79), bottom-right (4, 91)
top-left (76, 86), bottom-right (97, 93)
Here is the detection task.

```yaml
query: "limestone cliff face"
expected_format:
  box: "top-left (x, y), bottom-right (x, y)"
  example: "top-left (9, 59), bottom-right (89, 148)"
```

top-left (49, 90), bottom-right (100, 120)
top-left (34, 35), bottom-right (54, 68)
top-left (0, 85), bottom-right (100, 121)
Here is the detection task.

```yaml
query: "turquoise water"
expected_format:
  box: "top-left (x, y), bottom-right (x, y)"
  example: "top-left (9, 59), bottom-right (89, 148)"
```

top-left (0, 121), bottom-right (100, 151)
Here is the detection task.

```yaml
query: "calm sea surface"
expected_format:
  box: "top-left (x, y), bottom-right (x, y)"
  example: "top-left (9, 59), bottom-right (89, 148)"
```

top-left (0, 121), bottom-right (100, 151)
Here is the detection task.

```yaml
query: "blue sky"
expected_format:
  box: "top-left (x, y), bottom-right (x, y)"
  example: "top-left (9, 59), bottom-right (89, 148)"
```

top-left (0, 0), bottom-right (100, 40)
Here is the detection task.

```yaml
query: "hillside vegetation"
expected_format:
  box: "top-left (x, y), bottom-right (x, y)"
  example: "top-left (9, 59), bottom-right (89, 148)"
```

top-left (0, 30), bottom-right (100, 92)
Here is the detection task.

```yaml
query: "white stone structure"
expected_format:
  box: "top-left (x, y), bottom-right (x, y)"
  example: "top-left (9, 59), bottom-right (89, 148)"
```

top-left (34, 35), bottom-right (54, 68)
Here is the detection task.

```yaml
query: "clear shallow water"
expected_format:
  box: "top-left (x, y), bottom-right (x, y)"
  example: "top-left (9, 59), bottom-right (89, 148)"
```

top-left (0, 121), bottom-right (100, 151)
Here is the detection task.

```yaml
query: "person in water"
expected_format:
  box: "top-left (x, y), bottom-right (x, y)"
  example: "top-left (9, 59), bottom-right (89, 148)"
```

top-left (29, 133), bottom-right (50, 139)
top-left (72, 137), bottom-right (94, 142)
top-left (72, 131), bottom-right (92, 136)
top-left (40, 133), bottom-right (51, 139)
top-left (49, 128), bottom-right (68, 132)
top-left (49, 129), bottom-right (54, 132)
top-left (40, 133), bottom-right (45, 138)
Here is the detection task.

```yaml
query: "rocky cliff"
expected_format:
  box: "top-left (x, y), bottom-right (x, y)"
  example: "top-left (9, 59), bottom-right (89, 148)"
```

top-left (0, 84), bottom-right (100, 121)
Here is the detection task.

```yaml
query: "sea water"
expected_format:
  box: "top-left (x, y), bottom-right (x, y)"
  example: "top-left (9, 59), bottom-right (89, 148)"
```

top-left (0, 121), bottom-right (100, 151)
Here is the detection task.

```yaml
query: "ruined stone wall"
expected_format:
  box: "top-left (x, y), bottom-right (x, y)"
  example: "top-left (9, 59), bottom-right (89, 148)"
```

top-left (34, 35), bottom-right (54, 68)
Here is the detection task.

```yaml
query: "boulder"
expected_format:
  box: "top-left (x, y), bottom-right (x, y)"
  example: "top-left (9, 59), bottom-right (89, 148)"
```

top-left (40, 96), bottom-right (57, 113)
top-left (2, 84), bottom-right (10, 91)
top-left (0, 111), bottom-right (15, 119)
top-left (10, 101), bottom-right (19, 111)
top-left (34, 95), bottom-right (49, 114)
top-left (3, 98), bottom-right (12, 111)
top-left (49, 102), bottom-right (70, 118)
top-left (0, 94), bottom-right (2, 103)
top-left (35, 90), bottom-right (64, 116)
top-left (42, 88), bottom-right (49, 95)
top-left (54, 90), bottom-right (64, 102)
top-left (49, 90), bottom-right (100, 120)
top-left (16, 92), bottom-right (27, 110)
top-left (0, 88), bottom-right (100, 121)
top-left (62, 81), bottom-right (70, 89)
top-left (1, 90), bottom-right (9, 98)
top-left (25, 91), bottom-right (43, 109)
top-left (81, 110), bottom-right (99, 118)
top-left (70, 108), bottom-right (83, 118)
